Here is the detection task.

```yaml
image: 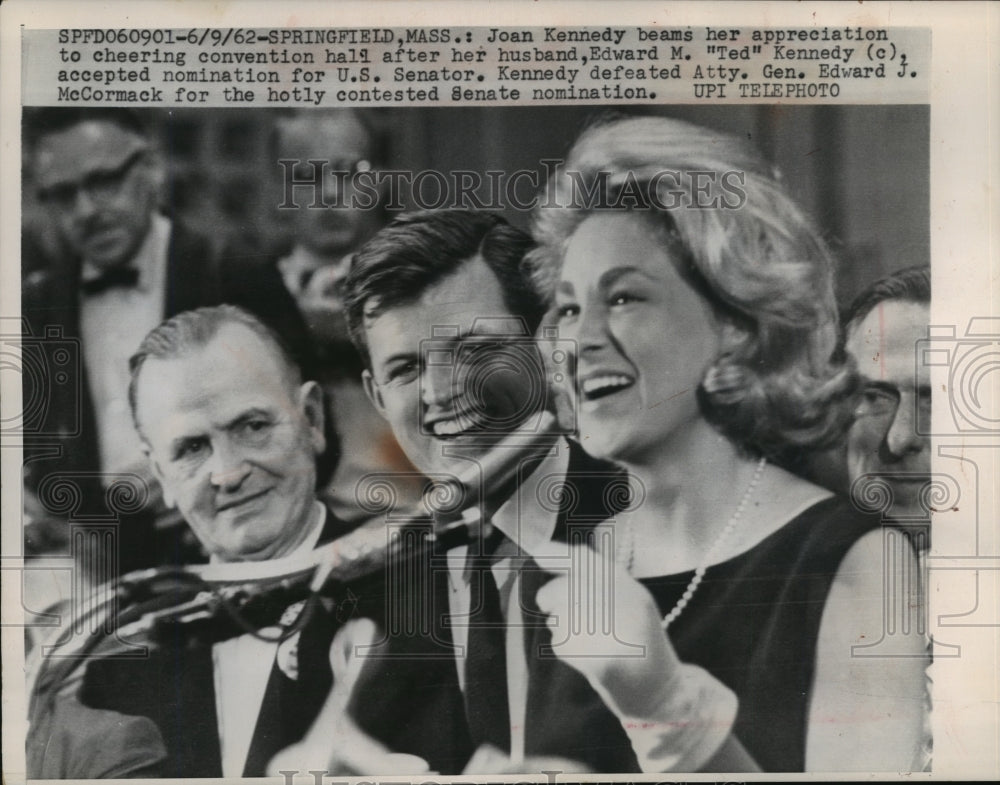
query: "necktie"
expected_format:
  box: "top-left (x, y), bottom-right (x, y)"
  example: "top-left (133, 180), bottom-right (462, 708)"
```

top-left (463, 532), bottom-right (511, 753)
top-left (81, 265), bottom-right (140, 295)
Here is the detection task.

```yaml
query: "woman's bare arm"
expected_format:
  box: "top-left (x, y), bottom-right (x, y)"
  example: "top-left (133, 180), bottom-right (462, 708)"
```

top-left (805, 528), bottom-right (927, 771)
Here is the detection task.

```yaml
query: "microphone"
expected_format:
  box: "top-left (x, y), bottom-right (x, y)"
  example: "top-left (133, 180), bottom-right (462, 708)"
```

top-left (38, 412), bottom-right (563, 662)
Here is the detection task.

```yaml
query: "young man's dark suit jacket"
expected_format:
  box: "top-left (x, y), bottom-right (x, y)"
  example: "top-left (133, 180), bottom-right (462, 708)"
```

top-left (518, 441), bottom-right (643, 771)
top-left (351, 439), bottom-right (641, 775)
top-left (20, 219), bottom-right (315, 572)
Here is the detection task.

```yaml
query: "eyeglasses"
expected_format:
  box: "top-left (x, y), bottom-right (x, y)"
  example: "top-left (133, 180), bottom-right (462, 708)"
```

top-left (37, 148), bottom-right (148, 209)
top-left (287, 158), bottom-right (373, 183)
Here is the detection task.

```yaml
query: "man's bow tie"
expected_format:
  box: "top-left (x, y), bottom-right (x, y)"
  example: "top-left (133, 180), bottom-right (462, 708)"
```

top-left (81, 265), bottom-right (140, 295)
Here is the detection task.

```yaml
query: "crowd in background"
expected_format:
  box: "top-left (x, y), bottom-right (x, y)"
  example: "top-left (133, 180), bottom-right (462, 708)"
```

top-left (20, 106), bottom-right (933, 776)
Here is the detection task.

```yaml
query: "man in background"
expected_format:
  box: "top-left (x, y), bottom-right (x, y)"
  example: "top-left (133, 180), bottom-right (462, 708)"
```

top-left (270, 109), bottom-right (420, 525)
top-left (843, 266), bottom-right (932, 524)
top-left (21, 107), bottom-right (312, 574)
top-left (272, 109), bottom-right (386, 315)
top-left (842, 265), bottom-right (933, 773)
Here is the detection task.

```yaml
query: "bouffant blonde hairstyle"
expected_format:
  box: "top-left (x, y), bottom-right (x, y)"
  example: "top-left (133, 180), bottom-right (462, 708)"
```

top-left (529, 114), bottom-right (857, 457)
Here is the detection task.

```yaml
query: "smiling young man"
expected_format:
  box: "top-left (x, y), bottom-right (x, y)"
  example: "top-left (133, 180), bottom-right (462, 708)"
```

top-left (340, 210), bottom-right (647, 773)
top-left (345, 209), bottom-right (547, 477)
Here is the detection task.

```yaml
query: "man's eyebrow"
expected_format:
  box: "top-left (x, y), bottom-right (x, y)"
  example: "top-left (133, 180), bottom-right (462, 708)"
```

top-left (379, 349), bottom-right (419, 368)
top-left (168, 432), bottom-right (203, 456)
top-left (422, 327), bottom-right (477, 349)
top-left (862, 380), bottom-right (901, 395)
top-left (223, 407), bottom-right (274, 429)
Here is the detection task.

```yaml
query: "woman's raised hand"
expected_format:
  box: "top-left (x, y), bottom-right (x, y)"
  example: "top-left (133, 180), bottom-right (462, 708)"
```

top-left (533, 539), bottom-right (682, 720)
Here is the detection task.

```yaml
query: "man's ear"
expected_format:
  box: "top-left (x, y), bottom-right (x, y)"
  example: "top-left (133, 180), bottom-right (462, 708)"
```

top-left (299, 380), bottom-right (326, 455)
top-left (361, 369), bottom-right (388, 421)
top-left (143, 445), bottom-right (176, 508)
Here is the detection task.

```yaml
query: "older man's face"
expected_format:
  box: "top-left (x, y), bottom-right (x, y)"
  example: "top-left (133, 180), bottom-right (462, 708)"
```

top-left (845, 300), bottom-right (931, 518)
top-left (34, 120), bottom-right (160, 271)
top-left (134, 323), bottom-right (326, 561)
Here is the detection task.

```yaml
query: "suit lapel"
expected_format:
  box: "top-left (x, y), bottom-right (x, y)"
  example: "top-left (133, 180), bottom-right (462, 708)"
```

top-left (240, 506), bottom-right (351, 775)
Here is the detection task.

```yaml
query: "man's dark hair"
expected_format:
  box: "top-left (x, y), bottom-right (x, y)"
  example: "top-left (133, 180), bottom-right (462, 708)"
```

top-left (23, 107), bottom-right (150, 152)
top-left (343, 209), bottom-right (544, 367)
top-left (843, 266), bottom-right (931, 339)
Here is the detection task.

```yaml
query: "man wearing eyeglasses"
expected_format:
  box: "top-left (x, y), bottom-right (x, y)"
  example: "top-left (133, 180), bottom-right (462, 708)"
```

top-left (843, 266), bottom-right (931, 521)
top-left (21, 108), bottom-right (313, 575)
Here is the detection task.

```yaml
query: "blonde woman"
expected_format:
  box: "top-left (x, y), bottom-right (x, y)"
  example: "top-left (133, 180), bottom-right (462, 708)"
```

top-left (528, 115), bottom-right (927, 772)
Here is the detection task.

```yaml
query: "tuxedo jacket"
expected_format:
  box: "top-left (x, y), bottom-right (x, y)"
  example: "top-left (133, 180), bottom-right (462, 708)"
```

top-left (69, 507), bottom-right (355, 778)
top-left (21, 219), bottom-right (315, 570)
top-left (69, 505), bottom-right (477, 778)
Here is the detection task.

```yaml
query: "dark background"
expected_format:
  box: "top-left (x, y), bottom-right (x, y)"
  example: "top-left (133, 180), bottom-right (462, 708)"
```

top-left (23, 104), bottom-right (929, 308)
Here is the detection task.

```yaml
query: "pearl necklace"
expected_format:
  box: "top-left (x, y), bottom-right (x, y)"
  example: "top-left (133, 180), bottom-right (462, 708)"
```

top-left (643, 456), bottom-right (768, 630)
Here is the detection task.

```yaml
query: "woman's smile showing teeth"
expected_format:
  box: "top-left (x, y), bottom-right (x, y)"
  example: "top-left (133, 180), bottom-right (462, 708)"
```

top-left (580, 373), bottom-right (635, 401)
top-left (431, 418), bottom-right (468, 437)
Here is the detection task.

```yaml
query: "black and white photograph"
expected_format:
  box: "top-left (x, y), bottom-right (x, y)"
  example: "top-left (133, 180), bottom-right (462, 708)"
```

top-left (2, 2), bottom-right (997, 782)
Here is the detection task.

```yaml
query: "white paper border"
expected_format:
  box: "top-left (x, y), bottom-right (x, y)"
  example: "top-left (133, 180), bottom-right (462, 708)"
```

top-left (2, 1), bottom-right (997, 782)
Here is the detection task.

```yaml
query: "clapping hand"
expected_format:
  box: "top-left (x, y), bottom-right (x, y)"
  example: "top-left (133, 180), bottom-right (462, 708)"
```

top-left (267, 618), bottom-right (432, 776)
top-left (533, 539), bottom-right (682, 720)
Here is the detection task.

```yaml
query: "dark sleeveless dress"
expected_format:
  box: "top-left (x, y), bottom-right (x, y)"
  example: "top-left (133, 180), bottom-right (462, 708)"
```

top-left (638, 495), bottom-right (881, 771)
